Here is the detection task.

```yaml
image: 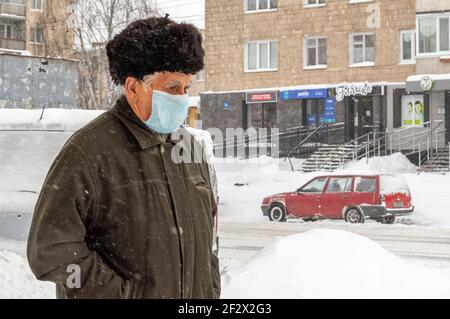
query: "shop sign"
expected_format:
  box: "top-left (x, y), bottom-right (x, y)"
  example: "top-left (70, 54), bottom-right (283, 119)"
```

top-left (246, 91), bottom-right (278, 104)
top-left (280, 88), bottom-right (328, 101)
top-left (335, 82), bottom-right (373, 102)
top-left (420, 76), bottom-right (434, 92)
top-left (323, 98), bottom-right (336, 124)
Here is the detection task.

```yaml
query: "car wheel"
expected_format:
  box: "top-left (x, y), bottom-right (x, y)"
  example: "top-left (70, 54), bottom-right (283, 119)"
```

top-left (269, 204), bottom-right (287, 222)
top-left (381, 216), bottom-right (396, 224)
top-left (345, 208), bottom-right (364, 224)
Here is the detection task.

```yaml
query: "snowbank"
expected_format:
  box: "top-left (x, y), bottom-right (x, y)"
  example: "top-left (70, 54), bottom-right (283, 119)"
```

top-left (0, 251), bottom-right (54, 299)
top-left (221, 229), bottom-right (450, 299)
top-left (340, 153), bottom-right (418, 174)
top-left (0, 108), bottom-right (104, 131)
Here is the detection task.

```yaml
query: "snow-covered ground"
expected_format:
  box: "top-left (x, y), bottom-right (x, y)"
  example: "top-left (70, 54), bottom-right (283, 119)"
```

top-left (1, 109), bottom-right (450, 299)
top-left (221, 229), bottom-right (450, 299)
top-left (216, 154), bottom-right (450, 228)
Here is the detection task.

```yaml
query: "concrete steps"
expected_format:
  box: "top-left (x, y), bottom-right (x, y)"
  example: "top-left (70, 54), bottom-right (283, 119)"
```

top-left (302, 144), bottom-right (360, 172)
top-left (421, 148), bottom-right (449, 173)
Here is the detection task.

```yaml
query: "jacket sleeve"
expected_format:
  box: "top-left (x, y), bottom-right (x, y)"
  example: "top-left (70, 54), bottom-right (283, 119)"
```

top-left (207, 163), bottom-right (221, 299)
top-left (27, 143), bottom-right (139, 299)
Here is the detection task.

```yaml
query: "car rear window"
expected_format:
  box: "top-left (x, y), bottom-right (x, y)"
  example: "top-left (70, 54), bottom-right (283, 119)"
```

top-left (380, 175), bottom-right (410, 195)
top-left (354, 177), bottom-right (377, 193)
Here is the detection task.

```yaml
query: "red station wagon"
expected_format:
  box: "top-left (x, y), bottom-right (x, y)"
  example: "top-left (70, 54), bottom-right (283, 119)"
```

top-left (261, 174), bottom-right (414, 224)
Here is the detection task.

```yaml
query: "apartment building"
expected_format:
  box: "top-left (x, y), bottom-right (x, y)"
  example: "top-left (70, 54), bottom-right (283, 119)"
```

top-left (0, 0), bottom-right (75, 57)
top-left (398, 0), bottom-right (450, 145)
top-left (202, 0), bottom-right (420, 143)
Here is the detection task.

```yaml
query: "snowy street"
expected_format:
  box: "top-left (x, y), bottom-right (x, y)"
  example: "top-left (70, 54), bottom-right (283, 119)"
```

top-left (219, 219), bottom-right (450, 268)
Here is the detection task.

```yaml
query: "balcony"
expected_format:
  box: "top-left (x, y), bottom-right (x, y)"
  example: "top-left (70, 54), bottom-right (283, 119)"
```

top-left (0, 2), bottom-right (26, 19)
top-left (0, 38), bottom-right (25, 50)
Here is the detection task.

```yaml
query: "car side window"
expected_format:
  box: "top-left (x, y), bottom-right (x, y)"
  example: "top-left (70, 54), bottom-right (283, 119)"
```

top-left (301, 178), bottom-right (328, 193)
top-left (326, 177), bottom-right (353, 193)
top-left (354, 177), bottom-right (377, 193)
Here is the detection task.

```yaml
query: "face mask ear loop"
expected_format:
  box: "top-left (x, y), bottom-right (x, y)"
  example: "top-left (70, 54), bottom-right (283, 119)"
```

top-left (131, 80), bottom-right (152, 122)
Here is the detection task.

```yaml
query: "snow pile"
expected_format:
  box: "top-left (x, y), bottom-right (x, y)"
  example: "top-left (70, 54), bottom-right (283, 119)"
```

top-left (221, 229), bottom-right (450, 299)
top-left (404, 173), bottom-right (450, 227)
top-left (0, 108), bottom-right (103, 131)
top-left (341, 153), bottom-right (418, 174)
top-left (0, 251), bottom-right (54, 299)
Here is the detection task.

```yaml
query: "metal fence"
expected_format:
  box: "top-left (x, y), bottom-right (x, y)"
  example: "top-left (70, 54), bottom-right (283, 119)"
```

top-left (213, 123), bottom-right (346, 159)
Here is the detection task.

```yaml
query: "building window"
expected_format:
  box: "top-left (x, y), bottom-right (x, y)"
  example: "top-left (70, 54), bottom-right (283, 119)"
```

top-left (31, 0), bottom-right (43, 11)
top-left (30, 27), bottom-right (43, 44)
top-left (349, 0), bottom-right (373, 4)
top-left (304, 0), bottom-right (325, 7)
top-left (350, 33), bottom-right (375, 66)
top-left (304, 37), bottom-right (327, 69)
top-left (402, 95), bottom-right (425, 127)
top-left (417, 14), bottom-right (450, 55)
top-left (245, 40), bottom-right (278, 72)
top-left (400, 30), bottom-right (416, 64)
top-left (246, 0), bottom-right (277, 12)
top-left (196, 69), bottom-right (205, 81)
top-left (0, 23), bottom-right (14, 39)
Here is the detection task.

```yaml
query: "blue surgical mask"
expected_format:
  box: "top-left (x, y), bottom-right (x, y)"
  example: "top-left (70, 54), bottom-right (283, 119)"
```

top-left (137, 81), bottom-right (190, 134)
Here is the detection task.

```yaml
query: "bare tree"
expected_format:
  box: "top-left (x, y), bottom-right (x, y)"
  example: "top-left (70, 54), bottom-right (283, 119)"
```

top-left (70, 0), bottom-right (158, 110)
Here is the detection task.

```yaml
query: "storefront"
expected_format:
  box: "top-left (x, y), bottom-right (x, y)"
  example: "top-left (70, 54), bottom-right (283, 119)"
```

top-left (331, 82), bottom-right (386, 141)
top-left (244, 91), bottom-right (278, 130)
top-left (279, 88), bottom-right (336, 127)
top-left (405, 74), bottom-right (450, 144)
top-left (200, 82), bottom-right (386, 143)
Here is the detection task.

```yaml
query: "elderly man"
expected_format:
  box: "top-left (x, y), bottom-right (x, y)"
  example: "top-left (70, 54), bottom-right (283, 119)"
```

top-left (27, 16), bottom-right (220, 299)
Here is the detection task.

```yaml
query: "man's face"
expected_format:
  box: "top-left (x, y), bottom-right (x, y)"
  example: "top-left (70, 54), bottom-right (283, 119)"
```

top-left (125, 71), bottom-right (193, 122)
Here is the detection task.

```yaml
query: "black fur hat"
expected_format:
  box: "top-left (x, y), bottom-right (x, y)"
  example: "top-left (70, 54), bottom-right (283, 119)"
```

top-left (106, 15), bottom-right (204, 85)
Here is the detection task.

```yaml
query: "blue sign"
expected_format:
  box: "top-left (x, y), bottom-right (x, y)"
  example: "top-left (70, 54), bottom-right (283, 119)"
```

top-left (280, 88), bottom-right (328, 101)
top-left (323, 98), bottom-right (336, 124)
top-left (224, 101), bottom-right (231, 110)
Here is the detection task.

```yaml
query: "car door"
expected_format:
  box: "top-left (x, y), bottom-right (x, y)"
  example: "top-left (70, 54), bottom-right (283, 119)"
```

top-left (320, 176), bottom-right (354, 219)
top-left (289, 177), bottom-right (328, 218)
top-left (352, 176), bottom-right (378, 206)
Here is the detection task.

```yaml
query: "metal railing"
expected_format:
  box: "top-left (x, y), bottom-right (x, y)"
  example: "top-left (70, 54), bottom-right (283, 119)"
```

top-left (213, 123), bottom-right (346, 159)
top-left (311, 131), bottom-right (388, 172)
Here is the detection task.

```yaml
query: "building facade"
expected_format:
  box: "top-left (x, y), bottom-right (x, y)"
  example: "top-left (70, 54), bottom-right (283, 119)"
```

top-left (202, 0), bottom-right (442, 146)
top-left (0, 0), bottom-right (75, 57)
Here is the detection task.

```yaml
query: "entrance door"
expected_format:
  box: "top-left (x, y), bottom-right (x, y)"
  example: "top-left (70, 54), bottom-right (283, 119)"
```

top-left (248, 103), bottom-right (277, 129)
top-left (356, 96), bottom-right (374, 137)
top-left (303, 99), bottom-right (325, 127)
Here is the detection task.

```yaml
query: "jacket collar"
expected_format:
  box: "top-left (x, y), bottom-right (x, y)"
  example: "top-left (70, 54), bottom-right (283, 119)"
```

top-left (112, 95), bottom-right (178, 150)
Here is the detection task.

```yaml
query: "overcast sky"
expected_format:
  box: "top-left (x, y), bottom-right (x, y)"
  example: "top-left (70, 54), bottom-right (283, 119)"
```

top-left (156, 0), bottom-right (205, 29)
